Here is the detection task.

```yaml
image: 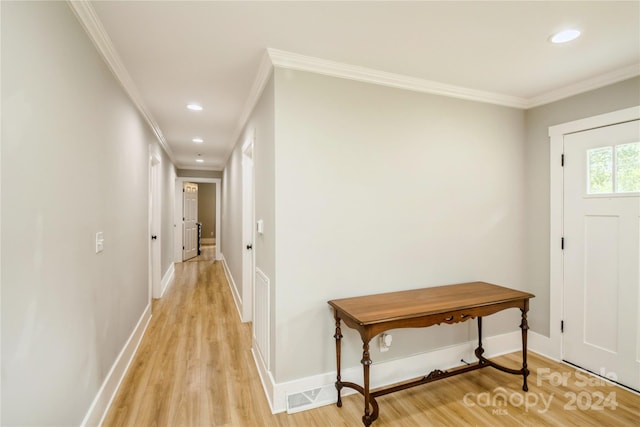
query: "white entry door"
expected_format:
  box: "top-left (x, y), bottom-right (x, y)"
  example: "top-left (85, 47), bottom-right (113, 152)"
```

top-left (563, 119), bottom-right (640, 391)
top-left (183, 182), bottom-right (199, 261)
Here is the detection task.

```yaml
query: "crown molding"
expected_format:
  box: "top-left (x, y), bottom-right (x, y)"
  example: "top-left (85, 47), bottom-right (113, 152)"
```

top-left (225, 49), bottom-right (639, 170)
top-left (267, 48), bottom-right (530, 109)
top-left (267, 49), bottom-right (640, 111)
top-left (67, 1), bottom-right (176, 163)
top-left (223, 49), bottom-right (275, 166)
top-left (526, 63), bottom-right (640, 108)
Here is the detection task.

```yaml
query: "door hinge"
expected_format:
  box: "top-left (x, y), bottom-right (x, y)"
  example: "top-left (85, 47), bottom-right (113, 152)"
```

top-left (183, 246), bottom-right (185, 250)
top-left (561, 320), bottom-right (564, 333)
top-left (561, 237), bottom-right (564, 250)
top-left (561, 154), bottom-right (564, 166)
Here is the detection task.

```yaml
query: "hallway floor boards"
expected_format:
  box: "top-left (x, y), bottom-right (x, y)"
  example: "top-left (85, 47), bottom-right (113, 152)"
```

top-left (103, 249), bottom-right (639, 426)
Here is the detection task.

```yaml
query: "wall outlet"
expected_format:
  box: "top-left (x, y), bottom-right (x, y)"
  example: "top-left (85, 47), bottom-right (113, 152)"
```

top-left (379, 333), bottom-right (392, 352)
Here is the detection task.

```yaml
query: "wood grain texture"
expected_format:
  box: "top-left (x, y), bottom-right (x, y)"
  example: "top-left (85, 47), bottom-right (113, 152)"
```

top-left (328, 282), bottom-right (534, 325)
top-left (103, 248), bottom-right (639, 426)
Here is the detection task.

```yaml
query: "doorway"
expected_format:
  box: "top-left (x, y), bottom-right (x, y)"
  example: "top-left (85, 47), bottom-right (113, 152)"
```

top-left (550, 107), bottom-right (640, 391)
top-left (182, 182), bottom-right (199, 261)
top-left (197, 183), bottom-right (217, 247)
top-left (174, 177), bottom-right (221, 263)
top-left (149, 153), bottom-right (162, 299)
top-left (563, 120), bottom-right (639, 391)
top-left (241, 136), bottom-right (255, 322)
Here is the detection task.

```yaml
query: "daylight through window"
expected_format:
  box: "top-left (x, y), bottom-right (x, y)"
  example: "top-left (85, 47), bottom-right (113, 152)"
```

top-left (587, 142), bottom-right (640, 195)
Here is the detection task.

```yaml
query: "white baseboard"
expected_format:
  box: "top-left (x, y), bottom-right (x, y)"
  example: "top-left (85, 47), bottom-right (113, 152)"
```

top-left (80, 303), bottom-right (152, 427)
top-left (256, 329), bottom-right (524, 414)
top-left (481, 330), bottom-right (522, 358)
top-left (220, 253), bottom-right (243, 321)
top-left (529, 330), bottom-right (560, 361)
top-left (159, 263), bottom-right (175, 298)
top-left (252, 344), bottom-right (277, 413)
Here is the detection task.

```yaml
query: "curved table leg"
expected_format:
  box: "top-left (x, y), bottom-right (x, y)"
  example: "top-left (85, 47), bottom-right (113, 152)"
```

top-left (520, 300), bottom-right (530, 392)
top-left (333, 310), bottom-right (344, 407)
top-left (361, 341), bottom-right (373, 426)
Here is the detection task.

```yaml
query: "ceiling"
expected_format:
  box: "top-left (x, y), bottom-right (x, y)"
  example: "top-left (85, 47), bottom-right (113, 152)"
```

top-left (84, 1), bottom-right (640, 171)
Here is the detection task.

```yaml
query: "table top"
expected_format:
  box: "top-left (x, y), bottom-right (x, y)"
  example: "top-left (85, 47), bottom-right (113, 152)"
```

top-left (328, 282), bottom-right (534, 326)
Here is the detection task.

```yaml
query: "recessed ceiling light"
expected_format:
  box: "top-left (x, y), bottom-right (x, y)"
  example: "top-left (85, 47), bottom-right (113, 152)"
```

top-left (196, 158), bottom-right (204, 163)
top-left (192, 137), bottom-right (204, 143)
top-left (550, 29), bottom-right (581, 44)
top-left (186, 103), bottom-right (203, 111)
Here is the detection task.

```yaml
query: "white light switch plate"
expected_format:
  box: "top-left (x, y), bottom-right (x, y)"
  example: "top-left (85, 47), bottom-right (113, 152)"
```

top-left (95, 232), bottom-right (104, 253)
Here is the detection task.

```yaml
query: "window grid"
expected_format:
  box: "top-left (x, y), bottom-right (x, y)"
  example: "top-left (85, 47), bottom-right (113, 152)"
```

top-left (587, 142), bottom-right (639, 195)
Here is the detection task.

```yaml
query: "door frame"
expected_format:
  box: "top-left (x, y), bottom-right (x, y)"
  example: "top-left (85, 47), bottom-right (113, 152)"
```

top-left (174, 177), bottom-right (222, 263)
top-left (241, 135), bottom-right (255, 323)
top-left (149, 152), bottom-right (162, 299)
top-left (548, 105), bottom-right (640, 360)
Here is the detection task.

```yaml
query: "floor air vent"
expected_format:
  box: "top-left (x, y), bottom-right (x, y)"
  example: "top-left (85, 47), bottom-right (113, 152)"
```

top-left (286, 385), bottom-right (336, 414)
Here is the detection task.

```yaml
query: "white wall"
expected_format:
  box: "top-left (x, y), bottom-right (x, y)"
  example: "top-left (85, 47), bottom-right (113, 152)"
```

top-left (273, 69), bottom-right (526, 382)
top-left (221, 60), bottom-right (639, 403)
top-left (177, 169), bottom-right (223, 179)
top-left (1, 2), bottom-right (158, 424)
top-left (523, 76), bottom-right (640, 336)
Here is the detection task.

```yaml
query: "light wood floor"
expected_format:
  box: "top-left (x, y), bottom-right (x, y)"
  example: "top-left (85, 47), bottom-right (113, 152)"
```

top-left (103, 247), bottom-right (639, 426)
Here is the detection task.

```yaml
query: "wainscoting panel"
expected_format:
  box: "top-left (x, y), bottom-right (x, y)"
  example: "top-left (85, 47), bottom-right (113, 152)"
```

top-left (254, 268), bottom-right (270, 369)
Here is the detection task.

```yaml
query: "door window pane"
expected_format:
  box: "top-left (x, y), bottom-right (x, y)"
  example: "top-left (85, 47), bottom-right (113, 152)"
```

top-left (588, 147), bottom-right (613, 194)
top-left (615, 142), bottom-right (640, 193)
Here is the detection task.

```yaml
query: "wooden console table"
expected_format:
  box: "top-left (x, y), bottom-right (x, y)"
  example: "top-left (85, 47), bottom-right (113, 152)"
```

top-left (328, 282), bottom-right (534, 426)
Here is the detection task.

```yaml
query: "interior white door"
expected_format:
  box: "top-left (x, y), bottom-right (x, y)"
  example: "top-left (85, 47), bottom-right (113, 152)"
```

top-left (183, 182), bottom-right (198, 261)
top-left (150, 157), bottom-right (162, 298)
top-left (242, 140), bottom-right (254, 322)
top-left (563, 119), bottom-right (640, 391)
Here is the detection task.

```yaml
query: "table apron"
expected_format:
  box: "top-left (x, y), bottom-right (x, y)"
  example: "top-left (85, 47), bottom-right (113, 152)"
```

top-left (340, 299), bottom-right (527, 343)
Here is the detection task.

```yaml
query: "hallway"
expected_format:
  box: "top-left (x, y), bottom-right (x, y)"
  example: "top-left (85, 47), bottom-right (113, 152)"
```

top-left (102, 248), bottom-right (341, 426)
top-left (103, 247), bottom-right (269, 425)
top-left (103, 251), bottom-right (640, 427)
